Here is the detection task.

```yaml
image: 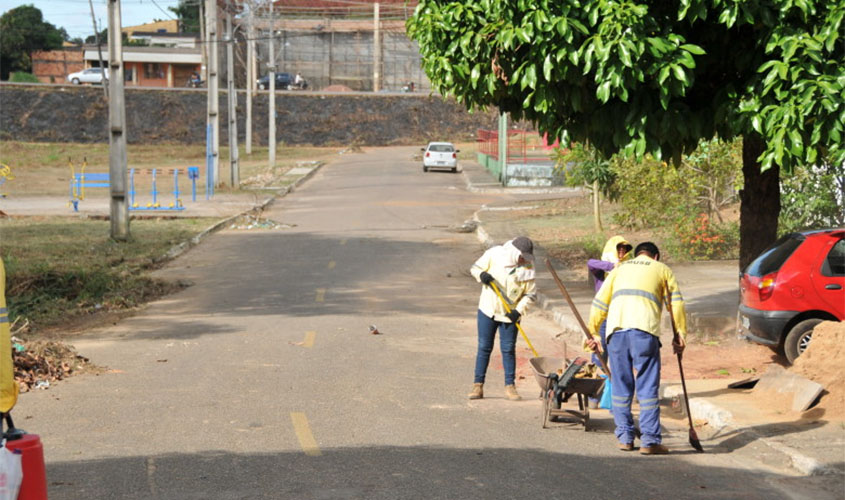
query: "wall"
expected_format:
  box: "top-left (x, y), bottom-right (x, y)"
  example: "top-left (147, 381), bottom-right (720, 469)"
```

top-left (0, 85), bottom-right (496, 146)
top-left (31, 49), bottom-right (84, 84)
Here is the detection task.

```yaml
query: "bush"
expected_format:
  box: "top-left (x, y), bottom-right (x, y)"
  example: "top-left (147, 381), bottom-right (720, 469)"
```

top-left (669, 214), bottom-right (739, 260)
top-left (779, 162), bottom-right (845, 235)
top-left (9, 72), bottom-right (39, 83)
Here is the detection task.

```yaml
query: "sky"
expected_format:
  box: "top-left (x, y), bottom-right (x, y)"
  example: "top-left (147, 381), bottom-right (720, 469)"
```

top-left (0, 0), bottom-right (188, 39)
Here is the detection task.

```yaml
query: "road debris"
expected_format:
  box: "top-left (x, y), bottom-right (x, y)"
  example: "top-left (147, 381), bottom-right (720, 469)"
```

top-left (229, 214), bottom-right (295, 230)
top-left (369, 325), bottom-right (380, 335)
top-left (12, 338), bottom-right (100, 393)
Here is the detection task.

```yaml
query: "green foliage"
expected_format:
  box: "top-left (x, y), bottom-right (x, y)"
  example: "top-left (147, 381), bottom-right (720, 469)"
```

top-left (169, 0), bottom-right (201, 33)
top-left (9, 72), bottom-right (39, 83)
top-left (779, 162), bottom-right (845, 234)
top-left (0, 5), bottom-right (64, 78)
top-left (554, 143), bottom-right (619, 200)
top-left (407, 0), bottom-right (844, 173)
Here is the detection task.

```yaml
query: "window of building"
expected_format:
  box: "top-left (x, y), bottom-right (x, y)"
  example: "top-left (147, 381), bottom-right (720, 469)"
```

top-left (144, 63), bottom-right (164, 79)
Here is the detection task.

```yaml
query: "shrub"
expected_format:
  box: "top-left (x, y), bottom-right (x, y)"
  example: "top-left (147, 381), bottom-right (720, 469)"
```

top-left (9, 72), bottom-right (39, 83)
top-left (670, 214), bottom-right (739, 260)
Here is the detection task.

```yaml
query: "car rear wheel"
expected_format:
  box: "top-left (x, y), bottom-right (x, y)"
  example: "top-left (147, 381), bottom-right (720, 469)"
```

top-left (784, 318), bottom-right (823, 364)
top-left (72, 78), bottom-right (80, 85)
top-left (423, 164), bottom-right (428, 172)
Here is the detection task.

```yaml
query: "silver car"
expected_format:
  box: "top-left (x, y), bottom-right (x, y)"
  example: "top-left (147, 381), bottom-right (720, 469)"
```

top-left (422, 142), bottom-right (459, 173)
top-left (67, 67), bottom-right (108, 85)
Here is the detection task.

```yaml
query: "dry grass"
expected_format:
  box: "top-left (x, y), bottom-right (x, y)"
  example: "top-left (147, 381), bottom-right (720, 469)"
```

top-left (0, 141), bottom-right (341, 197)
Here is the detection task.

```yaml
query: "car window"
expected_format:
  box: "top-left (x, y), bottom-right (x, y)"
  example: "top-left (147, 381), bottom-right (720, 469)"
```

top-left (744, 233), bottom-right (804, 277)
top-left (428, 144), bottom-right (454, 153)
top-left (821, 239), bottom-right (845, 277)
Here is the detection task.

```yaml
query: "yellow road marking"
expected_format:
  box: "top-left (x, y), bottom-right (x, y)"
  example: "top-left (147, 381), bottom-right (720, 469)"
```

top-left (315, 288), bottom-right (325, 302)
top-left (290, 412), bottom-right (321, 456)
top-left (302, 331), bottom-right (316, 348)
top-left (327, 260), bottom-right (336, 269)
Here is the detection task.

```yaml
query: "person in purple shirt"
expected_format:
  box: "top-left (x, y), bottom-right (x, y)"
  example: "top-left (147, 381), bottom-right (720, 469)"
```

top-left (587, 236), bottom-right (632, 406)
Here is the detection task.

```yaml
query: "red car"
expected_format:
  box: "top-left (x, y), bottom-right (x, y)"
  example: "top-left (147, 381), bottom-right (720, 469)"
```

top-left (738, 228), bottom-right (844, 363)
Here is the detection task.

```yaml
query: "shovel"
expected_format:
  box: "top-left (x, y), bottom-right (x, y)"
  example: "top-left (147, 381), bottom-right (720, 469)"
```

top-left (664, 286), bottom-right (704, 453)
top-left (488, 281), bottom-right (539, 357)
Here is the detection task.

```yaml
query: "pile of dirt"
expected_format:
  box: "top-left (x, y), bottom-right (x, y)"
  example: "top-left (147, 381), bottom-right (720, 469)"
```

top-left (12, 339), bottom-right (101, 392)
top-left (790, 321), bottom-right (845, 420)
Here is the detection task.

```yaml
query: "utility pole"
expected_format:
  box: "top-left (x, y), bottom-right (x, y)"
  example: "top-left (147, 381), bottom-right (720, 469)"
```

top-left (199, 0), bottom-right (206, 83)
top-left (373, 2), bottom-right (380, 92)
top-left (107, 0), bottom-right (128, 240)
top-left (268, 0), bottom-right (276, 168)
top-left (245, 2), bottom-right (254, 154)
top-left (206, 0), bottom-right (220, 187)
top-left (87, 0), bottom-right (107, 97)
top-left (226, 9), bottom-right (239, 187)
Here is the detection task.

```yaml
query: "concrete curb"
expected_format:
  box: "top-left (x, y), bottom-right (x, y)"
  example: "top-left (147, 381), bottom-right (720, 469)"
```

top-left (661, 384), bottom-right (834, 476)
top-left (159, 161), bottom-right (325, 263)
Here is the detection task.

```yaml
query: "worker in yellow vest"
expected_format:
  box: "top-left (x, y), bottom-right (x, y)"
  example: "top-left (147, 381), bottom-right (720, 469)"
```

top-left (0, 259), bottom-right (19, 415)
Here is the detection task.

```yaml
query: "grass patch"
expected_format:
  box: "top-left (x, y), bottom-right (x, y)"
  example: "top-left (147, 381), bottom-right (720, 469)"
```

top-left (1, 216), bottom-right (215, 335)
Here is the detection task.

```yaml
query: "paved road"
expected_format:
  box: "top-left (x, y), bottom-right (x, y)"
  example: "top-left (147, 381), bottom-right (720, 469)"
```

top-left (22, 147), bottom-right (821, 498)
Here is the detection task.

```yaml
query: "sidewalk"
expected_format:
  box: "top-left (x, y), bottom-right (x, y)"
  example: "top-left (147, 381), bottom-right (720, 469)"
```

top-left (461, 158), bottom-right (844, 480)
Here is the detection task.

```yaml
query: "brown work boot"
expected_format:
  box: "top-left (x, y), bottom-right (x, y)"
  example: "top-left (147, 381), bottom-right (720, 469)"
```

top-left (505, 384), bottom-right (522, 401)
top-left (468, 383), bottom-right (483, 400)
top-left (639, 444), bottom-right (669, 455)
top-left (618, 442), bottom-right (634, 452)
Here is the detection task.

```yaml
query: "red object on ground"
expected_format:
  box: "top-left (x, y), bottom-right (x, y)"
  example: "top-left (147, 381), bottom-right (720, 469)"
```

top-left (5, 434), bottom-right (47, 500)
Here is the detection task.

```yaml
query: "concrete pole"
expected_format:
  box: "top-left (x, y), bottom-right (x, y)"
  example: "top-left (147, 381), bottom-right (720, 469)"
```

top-left (199, 0), bottom-right (206, 82)
top-left (268, 0), bottom-right (276, 168)
top-left (107, 0), bottom-right (128, 240)
top-left (226, 11), bottom-right (239, 187)
top-left (245, 4), bottom-right (254, 154)
top-left (498, 111), bottom-right (508, 186)
top-left (88, 0), bottom-right (108, 97)
top-left (206, 0), bottom-right (220, 186)
top-left (373, 2), bottom-right (380, 92)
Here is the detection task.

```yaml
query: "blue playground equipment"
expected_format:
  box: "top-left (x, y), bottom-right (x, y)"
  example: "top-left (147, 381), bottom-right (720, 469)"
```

top-left (69, 158), bottom-right (206, 212)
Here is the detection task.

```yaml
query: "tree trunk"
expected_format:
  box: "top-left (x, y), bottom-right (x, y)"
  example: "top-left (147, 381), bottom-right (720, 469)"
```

top-left (593, 180), bottom-right (603, 233)
top-left (739, 134), bottom-right (780, 270)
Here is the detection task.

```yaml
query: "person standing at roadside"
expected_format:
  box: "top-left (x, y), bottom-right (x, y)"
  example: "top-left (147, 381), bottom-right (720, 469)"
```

top-left (468, 237), bottom-right (537, 401)
top-left (587, 236), bottom-right (633, 361)
top-left (586, 242), bottom-right (687, 455)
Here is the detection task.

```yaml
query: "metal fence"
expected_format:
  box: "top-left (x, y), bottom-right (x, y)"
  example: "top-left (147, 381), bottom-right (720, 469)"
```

top-left (476, 129), bottom-right (557, 163)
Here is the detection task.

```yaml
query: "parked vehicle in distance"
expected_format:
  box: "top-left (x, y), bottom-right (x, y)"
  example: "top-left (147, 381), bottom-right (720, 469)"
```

top-left (257, 72), bottom-right (293, 90)
top-left (67, 67), bottom-right (108, 85)
top-left (421, 142), bottom-right (459, 173)
top-left (738, 228), bottom-right (844, 363)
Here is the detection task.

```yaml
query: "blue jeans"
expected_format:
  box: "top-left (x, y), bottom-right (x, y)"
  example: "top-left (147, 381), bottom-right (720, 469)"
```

top-left (474, 310), bottom-right (518, 385)
top-left (608, 328), bottom-right (662, 446)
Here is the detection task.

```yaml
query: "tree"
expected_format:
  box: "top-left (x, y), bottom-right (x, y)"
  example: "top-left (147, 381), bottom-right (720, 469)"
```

top-left (0, 5), bottom-right (64, 80)
top-left (408, 0), bottom-right (844, 268)
top-left (169, 0), bottom-right (201, 33)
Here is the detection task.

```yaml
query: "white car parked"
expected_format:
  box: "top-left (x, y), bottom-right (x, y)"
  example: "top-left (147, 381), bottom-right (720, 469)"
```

top-left (422, 142), bottom-right (459, 173)
top-left (67, 67), bottom-right (108, 85)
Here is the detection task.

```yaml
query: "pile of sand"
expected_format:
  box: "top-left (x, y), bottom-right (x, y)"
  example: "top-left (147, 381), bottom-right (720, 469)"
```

top-left (791, 321), bottom-right (845, 420)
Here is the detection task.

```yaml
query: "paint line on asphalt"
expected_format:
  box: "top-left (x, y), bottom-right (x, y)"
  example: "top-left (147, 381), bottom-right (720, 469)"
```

top-left (290, 412), bottom-right (322, 456)
top-left (303, 331), bottom-right (316, 348)
top-left (315, 288), bottom-right (326, 302)
top-left (340, 239), bottom-right (348, 245)
top-left (328, 260), bottom-right (336, 269)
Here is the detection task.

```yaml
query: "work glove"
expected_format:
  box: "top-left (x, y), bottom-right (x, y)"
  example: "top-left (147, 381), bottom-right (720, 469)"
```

top-left (479, 271), bottom-right (494, 285)
top-left (505, 310), bottom-right (521, 323)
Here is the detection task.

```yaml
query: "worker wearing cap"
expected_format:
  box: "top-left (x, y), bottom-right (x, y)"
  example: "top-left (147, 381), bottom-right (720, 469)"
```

top-left (0, 260), bottom-right (19, 414)
top-left (587, 236), bottom-right (633, 366)
top-left (468, 236), bottom-right (537, 401)
top-left (586, 242), bottom-right (686, 455)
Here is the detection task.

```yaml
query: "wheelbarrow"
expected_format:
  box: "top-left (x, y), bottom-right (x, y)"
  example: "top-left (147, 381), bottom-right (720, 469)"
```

top-left (530, 356), bottom-right (605, 431)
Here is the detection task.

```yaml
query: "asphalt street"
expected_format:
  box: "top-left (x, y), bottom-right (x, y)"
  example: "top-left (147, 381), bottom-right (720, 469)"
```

top-left (19, 147), bottom-right (827, 499)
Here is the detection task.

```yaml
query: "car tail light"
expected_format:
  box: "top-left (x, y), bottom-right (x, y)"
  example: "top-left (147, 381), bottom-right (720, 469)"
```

top-left (758, 272), bottom-right (777, 301)
top-left (452, 153), bottom-right (457, 158)
top-left (425, 152), bottom-right (430, 157)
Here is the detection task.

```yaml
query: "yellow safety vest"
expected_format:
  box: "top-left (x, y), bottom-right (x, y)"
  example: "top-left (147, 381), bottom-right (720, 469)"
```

top-left (0, 260), bottom-right (18, 413)
top-left (588, 254), bottom-right (687, 342)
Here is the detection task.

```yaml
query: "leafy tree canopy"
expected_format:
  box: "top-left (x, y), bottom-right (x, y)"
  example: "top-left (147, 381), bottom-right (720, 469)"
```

top-left (169, 0), bottom-right (201, 33)
top-left (407, 0), bottom-right (844, 173)
top-left (0, 4), bottom-right (64, 77)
